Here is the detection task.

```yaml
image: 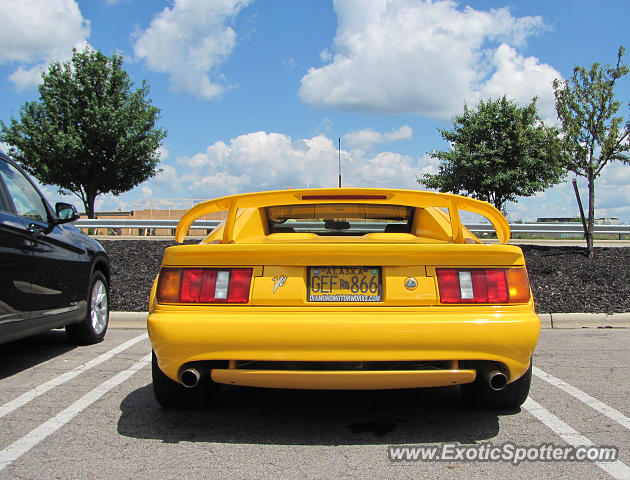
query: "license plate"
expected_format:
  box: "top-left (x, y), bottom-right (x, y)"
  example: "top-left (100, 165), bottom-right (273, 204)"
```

top-left (308, 266), bottom-right (382, 302)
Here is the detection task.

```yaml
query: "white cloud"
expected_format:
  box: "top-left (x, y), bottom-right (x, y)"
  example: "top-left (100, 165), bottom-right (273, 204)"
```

top-left (133, 0), bottom-right (253, 99)
top-left (344, 125), bottom-right (412, 150)
top-left (0, 0), bottom-right (90, 90)
top-left (595, 163), bottom-right (630, 221)
top-left (598, 161), bottom-right (630, 188)
top-left (94, 193), bottom-right (129, 213)
top-left (8, 63), bottom-right (48, 91)
top-left (141, 186), bottom-right (153, 198)
top-left (350, 151), bottom-right (437, 188)
top-left (171, 131), bottom-right (435, 197)
top-left (157, 145), bottom-right (170, 162)
top-left (319, 49), bottom-right (332, 63)
top-left (0, 0), bottom-right (89, 63)
top-left (300, 0), bottom-right (560, 119)
top-left (152, 163), bottom-right (185, 192)
top-left (479, 44), bottom-right (560, 122)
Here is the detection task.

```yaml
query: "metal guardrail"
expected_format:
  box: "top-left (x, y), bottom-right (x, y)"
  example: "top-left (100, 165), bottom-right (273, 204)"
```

top-left (73, 219), bottom-right (630, 236)
top-left (466, 223), bottom-right (630, 235)
top-left (74, 219), bottom-right (220, 229)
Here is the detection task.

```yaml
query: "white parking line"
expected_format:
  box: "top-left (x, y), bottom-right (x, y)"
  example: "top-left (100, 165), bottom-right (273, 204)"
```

top-left (523, 398), bottom-right (630, 480)
top-left (0, 353), bottom-right (151, 472)
top-left (533, 366), bottom-right (630, 432)
top-left (0, 333), bottom-right (148, 420)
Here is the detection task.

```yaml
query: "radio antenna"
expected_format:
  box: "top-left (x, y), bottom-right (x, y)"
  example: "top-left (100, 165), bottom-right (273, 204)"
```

top-left (338, 137), bottom-right (342, 187)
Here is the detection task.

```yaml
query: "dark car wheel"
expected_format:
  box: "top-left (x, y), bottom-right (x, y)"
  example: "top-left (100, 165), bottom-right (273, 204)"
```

top-left (461, 361), bottom-right (532, 409)
top-left (66, 271), bottom-right (109, 345)
top-left (152, 351), bottom-right (218, 408)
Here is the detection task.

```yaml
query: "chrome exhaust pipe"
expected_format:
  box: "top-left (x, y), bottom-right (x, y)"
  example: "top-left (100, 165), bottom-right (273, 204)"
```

top-left (480, 367), bottom-right (508, 391)
top-left (180, 368), bottom-right (201, 388)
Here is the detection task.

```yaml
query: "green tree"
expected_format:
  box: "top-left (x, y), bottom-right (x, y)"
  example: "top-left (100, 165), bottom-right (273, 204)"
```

top-left (1, 48), bottom-right (166, 218)
top-left (419, 96), bottom-right (564, 215)
top-left (553, 46), bottom-right (629, 257)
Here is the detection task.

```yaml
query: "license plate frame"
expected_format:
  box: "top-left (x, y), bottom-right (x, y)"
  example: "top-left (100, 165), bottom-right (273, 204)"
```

top-left (307, 266), bottom-right (382, 302)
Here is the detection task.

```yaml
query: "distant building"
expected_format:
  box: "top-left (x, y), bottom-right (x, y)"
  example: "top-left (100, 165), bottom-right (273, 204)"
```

top-left (595, 217), bottom-right (621, 225)
top-left (536, 217), bottom-right (580, 223)
top-left (536, 217), bottom-right (621, 225)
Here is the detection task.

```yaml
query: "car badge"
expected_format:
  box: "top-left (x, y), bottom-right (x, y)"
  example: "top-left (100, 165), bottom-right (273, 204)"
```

top-left (273, 275), bottom-right (287, 294)
top-left (404, 277), bottom-right (418, 290)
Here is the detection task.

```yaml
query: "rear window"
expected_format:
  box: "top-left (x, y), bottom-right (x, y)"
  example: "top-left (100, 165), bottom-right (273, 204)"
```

top-left (266, 203), bottom-right (413, 235)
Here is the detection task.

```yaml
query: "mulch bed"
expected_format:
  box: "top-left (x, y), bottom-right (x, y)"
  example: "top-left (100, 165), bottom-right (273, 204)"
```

top-left (522, 245), bottom-right (629, 314)
top-left (100, 240), bottom-right (630, 314)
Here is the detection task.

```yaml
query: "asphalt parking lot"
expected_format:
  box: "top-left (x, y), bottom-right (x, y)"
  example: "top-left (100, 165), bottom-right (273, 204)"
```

top-left (1, 325), bottom-right (629, 480)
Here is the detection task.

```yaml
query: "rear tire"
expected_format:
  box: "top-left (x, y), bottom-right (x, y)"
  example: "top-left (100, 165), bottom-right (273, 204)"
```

top-left (152, 351), bottom-right (216, 408)
top-left (461, 361), bottom-right (532, 409)
top-left (66, 271), bottom-right (109, 345)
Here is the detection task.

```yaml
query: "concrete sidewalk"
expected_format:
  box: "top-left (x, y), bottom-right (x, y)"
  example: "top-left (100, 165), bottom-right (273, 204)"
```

top-left (110, 311), bottom-right (630, 329)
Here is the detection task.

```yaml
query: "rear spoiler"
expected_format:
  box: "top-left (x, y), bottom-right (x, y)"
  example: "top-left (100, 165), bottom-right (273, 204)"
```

top-left (174, 188), bottom-right (510, 244)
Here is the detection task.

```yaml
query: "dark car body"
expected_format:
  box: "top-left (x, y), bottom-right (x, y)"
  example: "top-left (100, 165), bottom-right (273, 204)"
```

top-left (0, 151), bottom-right (110, 344)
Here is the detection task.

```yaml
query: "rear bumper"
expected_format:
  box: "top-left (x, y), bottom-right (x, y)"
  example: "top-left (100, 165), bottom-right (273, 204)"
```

top-left (211, 369), bottom-right (477, 389)
top-left (148, 305), bottom-right (540, 388)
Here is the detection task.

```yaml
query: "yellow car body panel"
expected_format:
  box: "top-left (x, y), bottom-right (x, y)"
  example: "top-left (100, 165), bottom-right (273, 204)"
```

top-left (148, 188), bottom-right (539, 393)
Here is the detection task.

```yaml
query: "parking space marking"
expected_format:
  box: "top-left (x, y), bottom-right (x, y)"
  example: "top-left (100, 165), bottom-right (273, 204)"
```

top-left (0, 353), bottom-right (150, 472)
top-left (0, 333), bottom-right (147, 420)
top-left (533, 366), bottom-right (630, 432)
top-left (523, 397), bottom-right (630, 480)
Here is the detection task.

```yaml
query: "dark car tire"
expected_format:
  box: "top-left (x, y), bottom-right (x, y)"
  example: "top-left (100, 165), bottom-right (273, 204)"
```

top-left (461, 361), bottom-right (532, 409)
top-left (66, 270), bottom-right (109, 345)
top-left (152, 351), bottom-right (217, 408)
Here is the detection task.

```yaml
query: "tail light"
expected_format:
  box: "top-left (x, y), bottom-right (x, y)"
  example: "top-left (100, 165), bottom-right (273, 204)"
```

top-left (157, 268), bottom-right (253, 304)
top-left (436, 268), bottom-right (530, 304)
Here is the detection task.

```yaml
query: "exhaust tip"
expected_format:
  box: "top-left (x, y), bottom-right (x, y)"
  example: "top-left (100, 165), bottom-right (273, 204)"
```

top-left (478, 365), bottom-right (508, 391)
top-left (488, 371), bottom-right (508, 391)
top-left (180, 368), bottom-right (201, 388)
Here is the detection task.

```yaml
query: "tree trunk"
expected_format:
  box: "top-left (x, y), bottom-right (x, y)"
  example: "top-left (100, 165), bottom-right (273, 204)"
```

top-left (86, 189), bottom-right (97, 219)
top-left (85, 201), bottom-right (95, 219)
top-left (586, 174), bottom-right (595, 258)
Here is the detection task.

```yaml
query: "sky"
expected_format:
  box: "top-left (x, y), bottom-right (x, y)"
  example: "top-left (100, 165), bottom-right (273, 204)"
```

top-left (0, 0), bottom-right (629, 222)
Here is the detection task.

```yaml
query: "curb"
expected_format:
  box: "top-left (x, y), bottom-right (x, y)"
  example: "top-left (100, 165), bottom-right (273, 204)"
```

top-left (109, 312), bottom-right (147, 329)
top-left (109, 311), bottom-right (630, 330)
top-left (538, 312), bottom-right (630, 329)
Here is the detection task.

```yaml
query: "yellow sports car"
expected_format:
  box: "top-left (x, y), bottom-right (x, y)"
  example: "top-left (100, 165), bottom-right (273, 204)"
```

top-left (147, 188), bottom-right (539, 408)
